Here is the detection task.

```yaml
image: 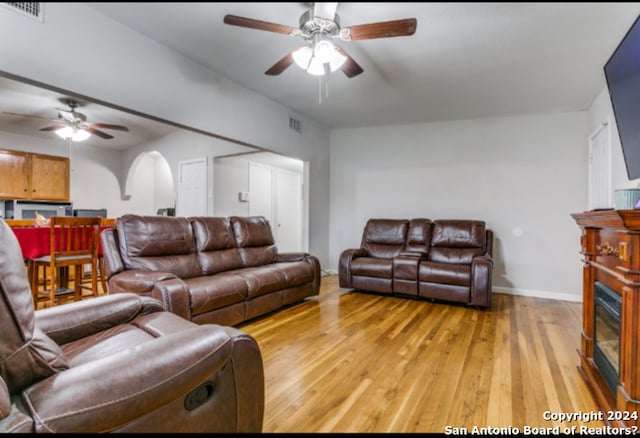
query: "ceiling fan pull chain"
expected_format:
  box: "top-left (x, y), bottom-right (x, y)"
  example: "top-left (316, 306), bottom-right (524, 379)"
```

top-left (324, 63), bottom-right (330, 100)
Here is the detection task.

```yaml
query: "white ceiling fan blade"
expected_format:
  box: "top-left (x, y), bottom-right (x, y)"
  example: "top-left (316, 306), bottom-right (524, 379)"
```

top-left (313, 2), bottom-right (338, 21)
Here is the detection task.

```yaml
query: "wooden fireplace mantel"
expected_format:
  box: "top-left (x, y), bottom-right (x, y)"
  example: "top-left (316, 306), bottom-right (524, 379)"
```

top-left (572, 209), bottom-right (640, 428)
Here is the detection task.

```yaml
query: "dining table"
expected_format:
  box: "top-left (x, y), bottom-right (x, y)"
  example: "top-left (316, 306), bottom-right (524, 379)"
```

top-left (11, 225), bottom-right (111, 259)
top-left (10, 225), bottom-right (114, 297)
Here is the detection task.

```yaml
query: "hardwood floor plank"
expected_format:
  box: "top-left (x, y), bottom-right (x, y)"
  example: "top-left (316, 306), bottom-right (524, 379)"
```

top-left (238, 275), bottom-right (604, 433)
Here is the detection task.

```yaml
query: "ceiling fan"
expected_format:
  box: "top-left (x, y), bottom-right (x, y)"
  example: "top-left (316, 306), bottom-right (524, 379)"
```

top-left (2, 98), bottom-right (129, 141)
top-left (223, 2), bottom-right (417, 78)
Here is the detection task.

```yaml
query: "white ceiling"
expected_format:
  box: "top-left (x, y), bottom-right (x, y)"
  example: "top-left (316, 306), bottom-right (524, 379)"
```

top-left (84, 2), bottom-right (640, 129)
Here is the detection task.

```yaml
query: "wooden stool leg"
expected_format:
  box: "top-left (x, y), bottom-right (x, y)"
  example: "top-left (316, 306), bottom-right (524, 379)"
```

top-left (99, 257), bottom-right (108, 295)
top-left (49, 262), bottom-right (57, 307)
top-left (74, 264), bottom-right (83, 301)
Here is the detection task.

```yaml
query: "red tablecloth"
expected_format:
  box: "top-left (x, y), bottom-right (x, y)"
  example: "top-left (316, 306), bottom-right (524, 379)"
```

top-left (11, 226), bottom-right (112, 259)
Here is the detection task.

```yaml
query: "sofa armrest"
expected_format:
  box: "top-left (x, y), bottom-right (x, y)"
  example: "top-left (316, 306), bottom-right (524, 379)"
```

top-left (35, 293), bottom-right (164, 345)
top-left (108, 271), bottom-right (192, 320)
top-left (339, 248), bottom-right (367, 288)
top-left (484, 229), bottom-right (494, 258)
top-left (276, 252), bottom-right (308, 262)
top-left (151, 277), bottom-right (192, 321)
top-left (108, 270), bottom-right (178, 294)
top-left (22, 325), bottom-right (245, 433)
top-left (471, 255), bottom-right (493, 308)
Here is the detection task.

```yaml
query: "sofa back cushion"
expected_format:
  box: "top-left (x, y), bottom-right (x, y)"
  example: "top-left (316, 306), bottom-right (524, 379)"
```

top-left (191, 217), bottom-right (244, 275)
top-left (428, 220), bottom-right (486, 264)
top-left (361, 219), bottom-right (409, 259)
top-left (231, 216), bottom-right (277, 267)
top-left (404, 218), bottom-right (432, 253)
top-left (116, 215), bottom-right (201, 279)
top-left (0, 220), bottom-right (69, 395)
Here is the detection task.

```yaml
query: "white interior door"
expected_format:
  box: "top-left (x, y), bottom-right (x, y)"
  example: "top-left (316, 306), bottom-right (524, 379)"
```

top-left (177, 157), bottom-right (207, 217)
top-left (274, 168), bottom-right (302, 252)
top-left (588, 119), bottom-right (612, 210)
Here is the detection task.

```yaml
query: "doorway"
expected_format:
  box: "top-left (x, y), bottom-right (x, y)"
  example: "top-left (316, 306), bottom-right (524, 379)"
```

top-left (213, 153), bottom-right (306, 251)
top-left (177, 157), bottom-right (208, 217)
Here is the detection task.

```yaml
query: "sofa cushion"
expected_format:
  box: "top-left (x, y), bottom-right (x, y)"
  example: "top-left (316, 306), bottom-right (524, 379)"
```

top-left (351, 257), bottom-right (393, 279)
top-left (232, 266), bottom-right (287, 299)
top-left (185, 273), bottom-right (248, 316)
top-left (361, 219), bottom-right (408, 259)
top-left (419, 261), bottom-right (471, 287)
top-left (428, 220), bottom-right (486, 264)
top-left (191, 217), bottom-right (244, 275)
top-left (272, 261), bottom-right (316, 288)
top-left (117, 215), bottom-right (201, 279)
top-left (231, 217), bottom-right (277, 267)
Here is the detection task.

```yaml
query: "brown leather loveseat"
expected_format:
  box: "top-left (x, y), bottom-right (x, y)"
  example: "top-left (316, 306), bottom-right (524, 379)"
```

top-left (339, 218), bottom-right (493, 308)
top-left (0, 218), bottom-right (264, 433)
top-left (101, 214), bottom-right (321, 326)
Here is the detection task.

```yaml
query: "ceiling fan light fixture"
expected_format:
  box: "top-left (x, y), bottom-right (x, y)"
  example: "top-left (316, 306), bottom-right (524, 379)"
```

top-left (292, 40), bottom-right (346, 76)
top-left (292, 45), bottom-right (313, 69)
top-left (55, 126), bottom-right (91, 142)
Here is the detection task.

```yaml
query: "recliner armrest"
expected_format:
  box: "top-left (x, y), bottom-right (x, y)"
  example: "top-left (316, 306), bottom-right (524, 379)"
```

top-left (338, 248), bottom-right (367, 288)
top-left (22, 325), bottom-right (244, 433)
top-left (35, 293), bottom-right (164, 345)
top-left (470, 255), bottom-right (493, 308)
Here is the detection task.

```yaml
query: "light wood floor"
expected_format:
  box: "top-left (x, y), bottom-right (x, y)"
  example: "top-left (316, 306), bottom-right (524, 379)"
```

top-left (237, 275), bottom-right (603, 434)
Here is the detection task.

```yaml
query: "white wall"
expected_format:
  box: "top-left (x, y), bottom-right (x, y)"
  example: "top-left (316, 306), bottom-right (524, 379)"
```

top-left (0, 2), bottom-right (331, 265)
top-left (153, 154), bottom-right (175, 212)
top-left (214, 156), bottom-right (251, 217)
top-left (330, 112), bottom-right (589, 301)
top-left (588, 87), bottom-right (640, 195)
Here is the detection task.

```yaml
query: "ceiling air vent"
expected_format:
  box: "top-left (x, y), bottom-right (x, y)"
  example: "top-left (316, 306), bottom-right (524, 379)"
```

top-left (1, 3), bottom-right (44, 22)
top-left (289, 117), bottom-right (302, 134)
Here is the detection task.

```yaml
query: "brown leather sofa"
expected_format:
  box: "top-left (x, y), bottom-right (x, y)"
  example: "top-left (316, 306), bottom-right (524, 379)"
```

top-left (101, 214), bottom-right (321, 326)
top-left (0, 219), bottom-right (264, 433)
top-left (339, 218), bottom-right (493, 308)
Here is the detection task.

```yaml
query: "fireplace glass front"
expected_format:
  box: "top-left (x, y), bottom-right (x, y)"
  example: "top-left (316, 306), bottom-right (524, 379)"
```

top-left (593, 281), bottom-right (622, 396)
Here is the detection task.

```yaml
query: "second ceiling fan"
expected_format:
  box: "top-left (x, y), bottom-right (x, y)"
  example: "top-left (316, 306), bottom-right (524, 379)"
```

top-left (223, 2), bottom-right (417, 78)
top-left (3, 98), bottom-right (129, 141)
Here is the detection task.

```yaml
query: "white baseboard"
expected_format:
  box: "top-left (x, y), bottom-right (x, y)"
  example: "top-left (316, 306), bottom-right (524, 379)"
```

top-left (493, 286), bottom-right (582, 303)
top-left (322, 268), bottom-right (338, 276)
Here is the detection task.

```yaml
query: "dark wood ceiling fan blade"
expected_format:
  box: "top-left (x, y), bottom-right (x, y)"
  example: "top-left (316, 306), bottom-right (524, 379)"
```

top-left (91, 123), bottom-right (129, 132)
top-left (265, 52), bottom-right (294, 76)
top-left (345, 18), bottom-right (417, 41)
top-left (223, 14), bottom-right (294, 35)
top-left (335, 47), bottom-right (364, 78)
top-left (86, 127), bottom-right (114, 139)
top-left (39, 124), bottom-right (66, 132)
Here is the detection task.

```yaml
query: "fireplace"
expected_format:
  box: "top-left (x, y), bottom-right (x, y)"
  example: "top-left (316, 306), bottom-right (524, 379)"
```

top-left (593, 281), bottom-right (622, 397)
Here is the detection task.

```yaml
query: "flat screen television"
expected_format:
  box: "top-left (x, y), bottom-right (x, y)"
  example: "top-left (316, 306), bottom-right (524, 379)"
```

top-left (604, 14), bottom-right (640, 180)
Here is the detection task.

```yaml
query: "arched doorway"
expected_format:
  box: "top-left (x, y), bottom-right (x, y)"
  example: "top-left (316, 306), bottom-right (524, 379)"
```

top-left (123, 151), bottom-right (175, 216)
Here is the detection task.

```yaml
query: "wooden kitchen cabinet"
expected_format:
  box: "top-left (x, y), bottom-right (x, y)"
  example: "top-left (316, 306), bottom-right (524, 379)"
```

top-left (0, 149), bottom-right (69, 201)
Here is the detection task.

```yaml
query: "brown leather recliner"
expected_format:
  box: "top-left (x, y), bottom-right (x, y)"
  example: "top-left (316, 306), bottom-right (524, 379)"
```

top-left (0, 219), bottom-right (264, 433)
top-left (339, 218), bottom-right (493, 308)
